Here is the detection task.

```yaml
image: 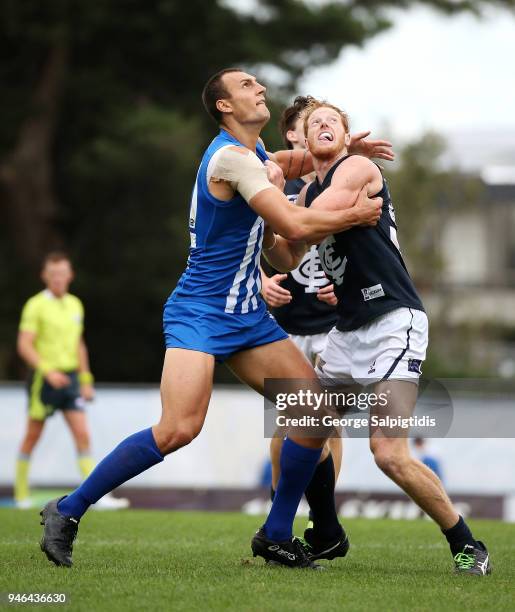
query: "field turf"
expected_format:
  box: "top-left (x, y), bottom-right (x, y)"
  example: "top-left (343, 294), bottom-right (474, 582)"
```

top-left (0, 509), bottom-right (513, 611)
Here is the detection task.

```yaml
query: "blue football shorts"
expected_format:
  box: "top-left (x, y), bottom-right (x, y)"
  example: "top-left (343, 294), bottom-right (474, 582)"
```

top-left (163, 297), bottom-right (288, 362)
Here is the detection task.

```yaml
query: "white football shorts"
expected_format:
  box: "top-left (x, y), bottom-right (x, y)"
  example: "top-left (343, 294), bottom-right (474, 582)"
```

top-left (315, 307), bottom-right (428, 386)
top-left (290, 332), bottom-right (328, 366)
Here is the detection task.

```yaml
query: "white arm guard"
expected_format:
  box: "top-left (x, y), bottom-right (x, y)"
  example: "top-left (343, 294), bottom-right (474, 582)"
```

top-left (208, 146), bottom-right (274, 203)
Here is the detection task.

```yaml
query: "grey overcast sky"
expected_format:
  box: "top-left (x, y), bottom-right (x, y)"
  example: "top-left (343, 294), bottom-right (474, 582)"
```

top-left (299, 5), bottom-right (515, 141)
top-left (224, 1), bottom-right (515, 168)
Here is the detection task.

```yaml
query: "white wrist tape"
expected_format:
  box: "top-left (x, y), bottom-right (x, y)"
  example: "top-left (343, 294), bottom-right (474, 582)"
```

top-left (208, 146), bottom-right (274, 203)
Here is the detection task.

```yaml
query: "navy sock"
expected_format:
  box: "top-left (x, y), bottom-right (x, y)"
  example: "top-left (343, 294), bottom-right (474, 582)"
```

top-left (304, 453), bottom-right (342, 540)
top-left (442, 516), bottom-right (477, 556)
top-left (58, 428), bottom-right (163, 518)
top-left (264, 438), bottom-right (322, 541)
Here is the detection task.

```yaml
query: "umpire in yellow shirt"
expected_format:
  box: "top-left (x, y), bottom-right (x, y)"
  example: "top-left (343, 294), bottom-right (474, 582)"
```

top-left (14, 252), bottom-right (127, 510)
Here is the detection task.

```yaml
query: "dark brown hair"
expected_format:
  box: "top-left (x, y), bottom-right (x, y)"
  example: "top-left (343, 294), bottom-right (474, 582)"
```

top-left (278, 95), bottom-right (315, 149)
top-left (202, 67), bottom-right (243, 124)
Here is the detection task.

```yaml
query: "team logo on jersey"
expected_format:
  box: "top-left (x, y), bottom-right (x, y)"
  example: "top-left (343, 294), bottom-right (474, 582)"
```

top-left (368, 360), bottom-right (376, 375)
top-left (361, 284), bottom-right (385, 301)
top-left (291, 246), bottom-right (328, 293)
top-left (318, 236), bottom-right (347, 286)
top-left (408, 359), bottom-right (422, 374)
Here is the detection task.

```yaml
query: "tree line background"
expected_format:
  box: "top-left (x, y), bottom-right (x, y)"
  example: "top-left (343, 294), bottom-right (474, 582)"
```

top-left (1, 0), bottom-right (513, 382)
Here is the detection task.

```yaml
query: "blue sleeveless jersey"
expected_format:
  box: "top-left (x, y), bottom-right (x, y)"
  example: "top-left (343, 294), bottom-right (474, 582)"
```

top-left (163, 129), bottom-right (288, 361)
top-left (171, 129), bottom-right (267, 313)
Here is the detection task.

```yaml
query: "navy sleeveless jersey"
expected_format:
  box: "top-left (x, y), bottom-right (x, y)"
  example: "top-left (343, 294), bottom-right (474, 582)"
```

top-left (306, 155), bottom-right (424, 331)
top-left (270, 178), bottom-right (338, 336)
top-left (171, 129), bottom-right (268, 314)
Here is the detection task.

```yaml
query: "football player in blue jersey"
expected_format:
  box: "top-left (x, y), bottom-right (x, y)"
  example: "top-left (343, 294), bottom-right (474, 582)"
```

top-left (39, 68), bottom-right (388, 570)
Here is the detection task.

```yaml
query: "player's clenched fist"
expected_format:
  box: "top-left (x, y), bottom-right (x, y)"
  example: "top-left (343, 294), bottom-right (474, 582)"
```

top-left (355, 185), bottom-right (382, 226)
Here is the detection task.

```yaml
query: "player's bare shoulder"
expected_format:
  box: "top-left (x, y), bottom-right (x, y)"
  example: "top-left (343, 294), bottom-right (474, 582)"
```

top-left (208, 145), bottom-right (267, 201)
top-left (332, 154), bottom-right (382, 188)
top-left (332, 155), bottom-right (381, 182)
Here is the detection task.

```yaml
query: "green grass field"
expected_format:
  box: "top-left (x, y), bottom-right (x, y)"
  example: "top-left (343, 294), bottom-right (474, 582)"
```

top-left (1, 509), bottom-right (513, 611)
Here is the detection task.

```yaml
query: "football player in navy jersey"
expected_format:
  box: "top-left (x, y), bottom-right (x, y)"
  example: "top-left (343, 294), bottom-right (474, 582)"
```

top-left (291, 98), bottom-right (489, 576)
top-left (38, 69), bottom-right (390, 570)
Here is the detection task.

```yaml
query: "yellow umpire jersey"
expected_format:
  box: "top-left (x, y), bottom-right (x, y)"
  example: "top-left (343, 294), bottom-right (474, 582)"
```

top-left (19, 290), bottom-right (84, 373)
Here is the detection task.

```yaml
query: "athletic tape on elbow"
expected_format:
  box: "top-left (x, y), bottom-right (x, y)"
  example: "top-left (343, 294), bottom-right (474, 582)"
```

top-left (210, 147), bottom-right (273, 202)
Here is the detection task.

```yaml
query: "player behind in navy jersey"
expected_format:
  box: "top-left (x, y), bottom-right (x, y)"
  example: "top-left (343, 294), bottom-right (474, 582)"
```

top-left (38, 68), bottom-right (386, 570)
top-left (261, 96), bottom-right (346, 553)
top-left (262, 96), bottom-right (339, 359)
top-left (295, 98), bottom-right (490, 576)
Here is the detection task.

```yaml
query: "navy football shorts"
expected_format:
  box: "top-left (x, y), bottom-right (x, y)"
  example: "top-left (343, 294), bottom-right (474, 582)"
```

top-left (27, 370), bottom-right (84, 421)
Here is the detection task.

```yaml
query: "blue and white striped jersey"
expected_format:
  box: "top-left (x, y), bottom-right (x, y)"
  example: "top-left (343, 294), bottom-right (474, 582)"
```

top-left (171, 129), bottom-right (268, 314)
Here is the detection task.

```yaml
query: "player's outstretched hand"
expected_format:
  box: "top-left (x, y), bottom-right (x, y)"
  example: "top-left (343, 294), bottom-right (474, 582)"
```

top-left (261, 273), bottom-right (292, 307)
top-left (45, 370), bottom-right (71, 389)
top-left (349, 131), bottom-right (394, 162)
top-left (317, 283), bottom-right (337, 306)
top-left (265, 160), bottom-right (286, 191)
top-left (355, 186), bottom-right (382, 226)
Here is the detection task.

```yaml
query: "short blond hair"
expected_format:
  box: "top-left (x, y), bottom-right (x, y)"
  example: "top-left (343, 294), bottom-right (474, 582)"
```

top-left (303, 99), bottom-right (349, 136)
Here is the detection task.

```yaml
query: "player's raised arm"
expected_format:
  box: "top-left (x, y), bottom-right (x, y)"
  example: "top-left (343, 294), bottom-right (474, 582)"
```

top-left (251, 184), bottom-right (381, 244)
top-left (270, 149), bottom-right (312, 180)
top-left (348, 131), bottom-right (395, 162)
top-left (208, 145), bottom-right (380, 243)
top-left (249, 165), bottom-right (381, 244)
top-left (310, 155), bottom-right (383, 213)
top-left (268, 132), bottom-right (394, 179)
